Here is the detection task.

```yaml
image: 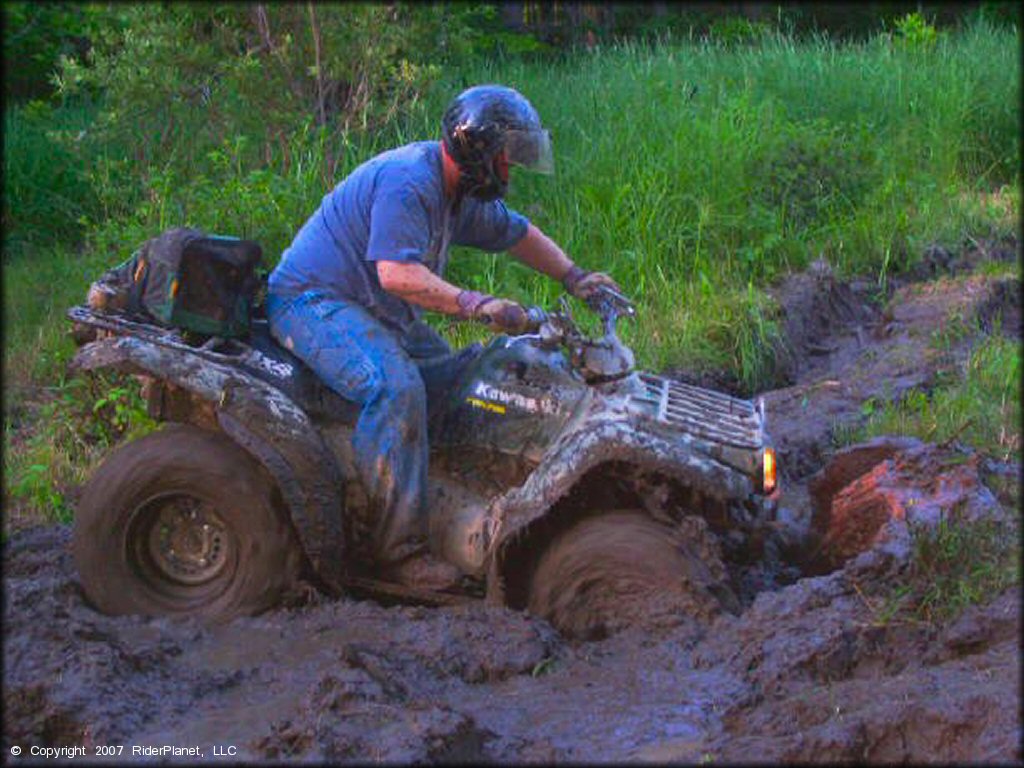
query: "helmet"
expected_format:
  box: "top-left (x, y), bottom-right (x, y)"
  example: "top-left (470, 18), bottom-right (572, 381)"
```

top-left (441, 84), bottom-right (553, 202)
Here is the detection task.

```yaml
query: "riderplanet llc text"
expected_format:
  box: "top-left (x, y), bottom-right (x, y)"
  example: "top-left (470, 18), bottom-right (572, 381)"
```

top-left (9, 745), bottom-right (239, 758)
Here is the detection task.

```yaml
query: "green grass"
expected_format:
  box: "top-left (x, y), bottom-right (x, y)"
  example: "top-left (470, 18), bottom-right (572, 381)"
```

top-left (3, 16), bottom-right (1020, 527)
top-left (2, 243), bottom-right (115, 389)
top-left (906, 517), bottom-right (1020, 623)
top-left (4, 374), bottom-right (154, 529)
top-left (862, 516), bottom-right (1020, 627)
top-left (2, 100), bottom-right (99, 259)
top-left (53, 15), bottom-right (1019, 392)
top-left (840, 333), bottom-right (1021, 463)
top-left (436, 18), bottom-right (1019, 384)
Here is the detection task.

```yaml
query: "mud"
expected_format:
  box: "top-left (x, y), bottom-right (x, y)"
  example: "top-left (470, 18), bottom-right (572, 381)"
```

top-left (765, 250), bottom-right (1020, 483)
top-left (4, 237), bottom-right (1020, 763)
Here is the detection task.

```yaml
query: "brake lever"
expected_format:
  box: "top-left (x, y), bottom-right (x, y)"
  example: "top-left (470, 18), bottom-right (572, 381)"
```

top-left (584, 285), bottom-right (634, 315)
top-left (592, 284), bottom-right (636, 318)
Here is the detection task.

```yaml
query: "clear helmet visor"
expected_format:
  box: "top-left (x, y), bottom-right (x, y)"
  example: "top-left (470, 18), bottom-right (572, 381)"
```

top-left (503, 128), bottom-right (554, 175)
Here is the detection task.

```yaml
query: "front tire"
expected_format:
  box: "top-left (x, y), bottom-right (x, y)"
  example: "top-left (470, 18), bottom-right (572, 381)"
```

top-left (74, 424), bottom-right (304, 620)
top-left (526, 509), bottom-right (735, 640)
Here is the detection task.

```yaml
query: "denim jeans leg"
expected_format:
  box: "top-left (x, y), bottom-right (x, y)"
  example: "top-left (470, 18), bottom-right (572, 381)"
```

top-left (400, 320), bottom-right (482, 432)
top-left (267, 291), bottom-right (430, 564)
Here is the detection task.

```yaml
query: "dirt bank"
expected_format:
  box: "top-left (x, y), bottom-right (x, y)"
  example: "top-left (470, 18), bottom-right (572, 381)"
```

top-left (3, 238), bottom-right (1020, 763)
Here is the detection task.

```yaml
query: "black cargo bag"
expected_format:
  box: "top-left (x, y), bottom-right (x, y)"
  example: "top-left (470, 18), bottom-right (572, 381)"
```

top-left (93, 228), bottom-right (263, 337)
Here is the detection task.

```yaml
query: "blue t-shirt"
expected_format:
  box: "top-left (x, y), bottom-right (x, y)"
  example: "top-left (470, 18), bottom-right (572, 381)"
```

top-left (268, 141), bottom-right (529, 332)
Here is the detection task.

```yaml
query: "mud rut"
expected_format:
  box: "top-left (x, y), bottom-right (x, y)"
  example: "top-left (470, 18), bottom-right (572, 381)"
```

top-left (4, 238), bottom-right (1020, 763)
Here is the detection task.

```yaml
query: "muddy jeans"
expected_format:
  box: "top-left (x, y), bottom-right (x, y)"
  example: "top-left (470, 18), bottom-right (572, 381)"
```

top-left (266, 289), bottom-right (479, 565)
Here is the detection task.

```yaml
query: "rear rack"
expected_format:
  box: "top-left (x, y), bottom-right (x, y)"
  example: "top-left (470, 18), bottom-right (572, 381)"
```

top-left (630, 372), bottom-right (763, 450)
top-left (69, 304), bottom-right (253, 365)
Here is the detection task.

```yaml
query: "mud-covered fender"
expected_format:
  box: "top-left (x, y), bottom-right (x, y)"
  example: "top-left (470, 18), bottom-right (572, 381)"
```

top-left (70, 335), bottom-right (346, 593)
top-left (483, 415), bottom-right (754, 605)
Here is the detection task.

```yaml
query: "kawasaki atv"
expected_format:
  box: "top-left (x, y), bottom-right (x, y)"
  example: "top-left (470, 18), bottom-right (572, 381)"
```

top-left (67, 284), bottom-right (780, 639)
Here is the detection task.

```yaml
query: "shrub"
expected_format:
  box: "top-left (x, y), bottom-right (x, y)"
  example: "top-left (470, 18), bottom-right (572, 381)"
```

top-left (893, 11), bottom-right (939, 50)
top-left (2, 2), bottom-right (102, 102)
top-left (2, 100), bottom-right (98, 257)
top-left (756, 120), bottom-right (877, 234)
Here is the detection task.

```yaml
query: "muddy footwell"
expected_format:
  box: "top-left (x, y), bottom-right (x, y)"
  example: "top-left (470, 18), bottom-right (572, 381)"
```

top-left (3, 238), bottom-right (1020, 763)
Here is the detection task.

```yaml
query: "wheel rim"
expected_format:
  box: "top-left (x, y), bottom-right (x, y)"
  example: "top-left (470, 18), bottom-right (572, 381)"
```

top-left (126, 492), bottom-right (238, 603)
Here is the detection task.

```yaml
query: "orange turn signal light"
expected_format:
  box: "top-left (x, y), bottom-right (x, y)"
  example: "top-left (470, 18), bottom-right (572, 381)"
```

top-left (763, 447), bottom-right (777, 494)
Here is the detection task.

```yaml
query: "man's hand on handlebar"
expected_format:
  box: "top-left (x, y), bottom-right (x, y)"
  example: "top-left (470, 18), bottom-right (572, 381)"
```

top-left (456, 290), bottom-right (534, 333)
top-left (561, 265), bottom-right (622, 302)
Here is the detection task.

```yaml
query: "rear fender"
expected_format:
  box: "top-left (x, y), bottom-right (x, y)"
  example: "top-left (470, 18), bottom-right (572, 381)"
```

top-left (483, 416), bottom-right (754, 605)
top-left (70, 335), bottom-right (346, 593)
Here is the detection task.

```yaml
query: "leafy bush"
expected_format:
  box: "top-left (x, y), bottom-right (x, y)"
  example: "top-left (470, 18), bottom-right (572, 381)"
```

top-left (2, 2), bottom-right (102, 102)
top-left (2, 100), bottom-right (99, 258)
top-left (756, 121), bottom-right (877, 233)
top-left (54, 4), bottom-right (490, 171)
top-left (893, 11), bottom-right (939, 50)
top-left (4, 374), bottom-right (155, 525)
top-left (707, 15), bottom-right (773, 45)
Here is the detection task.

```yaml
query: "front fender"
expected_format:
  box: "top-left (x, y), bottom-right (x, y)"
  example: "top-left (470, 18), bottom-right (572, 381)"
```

top-left (483, 416), bottom-right (754, 604)
top-left (70, 335), bottom-right (346, 593)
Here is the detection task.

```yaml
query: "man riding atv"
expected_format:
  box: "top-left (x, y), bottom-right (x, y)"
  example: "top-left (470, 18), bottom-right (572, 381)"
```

top-left (70, 86), bottom-right (780, 639)
top-left (266, 84), bottom-right (620, 590)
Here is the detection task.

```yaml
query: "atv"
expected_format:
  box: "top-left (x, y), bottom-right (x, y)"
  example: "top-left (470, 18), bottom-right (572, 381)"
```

top-left (67, 279), bottom-right (780, 639)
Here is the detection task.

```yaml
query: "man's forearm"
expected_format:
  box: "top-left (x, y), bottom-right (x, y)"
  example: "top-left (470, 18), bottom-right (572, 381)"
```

top-left (508, 223), bottom-right (575, 281)
top-left (377, 260), bottom-right (463, 315)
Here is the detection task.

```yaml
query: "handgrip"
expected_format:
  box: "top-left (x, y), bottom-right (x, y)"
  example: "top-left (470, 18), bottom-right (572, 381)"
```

top-left (524, 306), bottom-right (548, 332)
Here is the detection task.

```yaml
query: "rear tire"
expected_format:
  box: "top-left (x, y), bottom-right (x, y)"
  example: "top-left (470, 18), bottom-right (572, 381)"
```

top-left (74, 424), bottom-right (304, 620)
top-left (526, 509), bottom-right (734, 640)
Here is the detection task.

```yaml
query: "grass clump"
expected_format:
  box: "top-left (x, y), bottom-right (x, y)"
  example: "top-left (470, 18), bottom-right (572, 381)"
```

top-left (4, 375), bottom-right (155, 530)
top-left (843, 334), bottom-right (1021, 463)
top-left (868, 517), bottom-right (1020, 627)
top-left (907, 518), bottom-right (1019, 623)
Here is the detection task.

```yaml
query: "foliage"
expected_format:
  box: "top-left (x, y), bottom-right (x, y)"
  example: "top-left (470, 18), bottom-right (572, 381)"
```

top-left (707, 16), bottom-right (773, 46)
top-left (893, 11), bottom-right (940, 50)
top-left (840, 334), bottom-right (1021, 463)
top-left (2, 100), bottom-right (99, 258)
top-left (5, 375), bottom-right (155, 526)
top-left (2, 2), bottom-right (104, 102)
top-left (53, 4), bottom-right (493, 169)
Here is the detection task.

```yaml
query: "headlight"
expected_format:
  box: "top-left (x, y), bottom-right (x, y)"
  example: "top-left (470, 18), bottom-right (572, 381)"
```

top-left (762, 446), bottom-right (777, 494)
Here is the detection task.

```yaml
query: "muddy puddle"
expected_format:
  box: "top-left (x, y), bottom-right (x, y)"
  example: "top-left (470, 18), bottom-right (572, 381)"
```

top-left (4, 236), bottom-right (1020, 763)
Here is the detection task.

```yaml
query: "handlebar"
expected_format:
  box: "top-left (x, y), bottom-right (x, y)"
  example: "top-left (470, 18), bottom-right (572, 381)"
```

top-left (524, 305), bottom-right (549, 332)
top-left (473, 285), bottom-right (635, 335)
top-left (523, 285), bottom-right (635, 335)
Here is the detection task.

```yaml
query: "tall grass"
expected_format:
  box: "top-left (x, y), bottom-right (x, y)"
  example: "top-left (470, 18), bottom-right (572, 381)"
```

top-left (842, 333), bottom-right (1021, 463)
top-left (2, 100), bottom-right (99, 259)
top-left (5, 17), bottom-right (1018, 393)
top-left (439, 18), bottom-right (1019, 386)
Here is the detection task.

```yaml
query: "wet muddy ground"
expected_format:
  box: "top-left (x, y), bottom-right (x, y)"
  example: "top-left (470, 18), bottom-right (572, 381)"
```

top-left (4, 237), bottom-right (1020, 763)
